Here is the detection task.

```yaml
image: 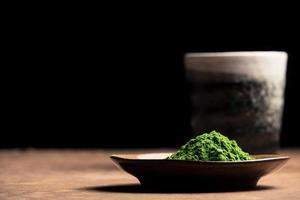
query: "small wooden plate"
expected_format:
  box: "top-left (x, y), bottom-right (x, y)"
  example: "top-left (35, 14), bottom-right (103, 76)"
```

top-left (111, 153), bottom-right (289, 189)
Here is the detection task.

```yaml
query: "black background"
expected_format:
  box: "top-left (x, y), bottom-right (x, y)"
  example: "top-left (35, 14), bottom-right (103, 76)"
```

top-left (2, 7), bottom-right (300, 148)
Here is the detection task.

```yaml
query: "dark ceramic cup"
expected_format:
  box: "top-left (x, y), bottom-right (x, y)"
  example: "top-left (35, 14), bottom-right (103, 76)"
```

top-left (185, 52), bottom-right (288, 153)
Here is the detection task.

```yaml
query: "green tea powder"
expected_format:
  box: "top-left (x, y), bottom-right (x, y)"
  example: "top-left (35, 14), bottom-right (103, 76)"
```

top-left (167, 130), bottom-right (252, 161)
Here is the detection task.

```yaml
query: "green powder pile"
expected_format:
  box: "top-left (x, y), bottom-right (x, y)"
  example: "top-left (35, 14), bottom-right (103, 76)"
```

top-left (167, 130), bottom-right (252, 161)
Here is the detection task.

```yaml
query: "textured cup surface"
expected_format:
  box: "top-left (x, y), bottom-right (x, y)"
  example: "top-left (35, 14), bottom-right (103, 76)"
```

top-left (185, 52), bottom-right (288, 153)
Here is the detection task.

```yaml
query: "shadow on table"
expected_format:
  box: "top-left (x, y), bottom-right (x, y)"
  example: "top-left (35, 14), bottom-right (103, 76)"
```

top-left (80, 184), bottom-right (277, 194)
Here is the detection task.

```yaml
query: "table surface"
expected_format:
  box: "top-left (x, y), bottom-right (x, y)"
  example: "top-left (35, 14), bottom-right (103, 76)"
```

top-left (0, 149), bottom-right (299, 200)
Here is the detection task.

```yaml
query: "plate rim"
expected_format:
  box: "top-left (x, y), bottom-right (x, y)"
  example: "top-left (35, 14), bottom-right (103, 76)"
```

top-left (110, 152), bottom-right (290, 164)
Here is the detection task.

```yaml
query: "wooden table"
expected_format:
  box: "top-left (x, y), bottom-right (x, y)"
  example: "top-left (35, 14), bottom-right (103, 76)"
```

top-left (1, 149), bottom-right (299, 200)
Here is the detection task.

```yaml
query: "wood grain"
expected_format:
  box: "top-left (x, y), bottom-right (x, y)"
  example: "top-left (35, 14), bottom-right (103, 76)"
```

top-left (1, 149), bottom-right (299, 200)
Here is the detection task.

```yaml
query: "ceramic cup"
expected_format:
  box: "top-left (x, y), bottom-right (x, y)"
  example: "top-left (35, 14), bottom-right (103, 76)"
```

top-left (185, 51), bottom-right (288, 153)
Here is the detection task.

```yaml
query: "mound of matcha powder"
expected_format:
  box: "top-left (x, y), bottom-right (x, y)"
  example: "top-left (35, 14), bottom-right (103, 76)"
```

top-left (167, 130), bottom-right (252, 161)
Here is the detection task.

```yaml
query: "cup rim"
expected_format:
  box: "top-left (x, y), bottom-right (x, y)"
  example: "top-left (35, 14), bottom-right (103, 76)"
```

top-left (185, 51), bottom-right (287, 58)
